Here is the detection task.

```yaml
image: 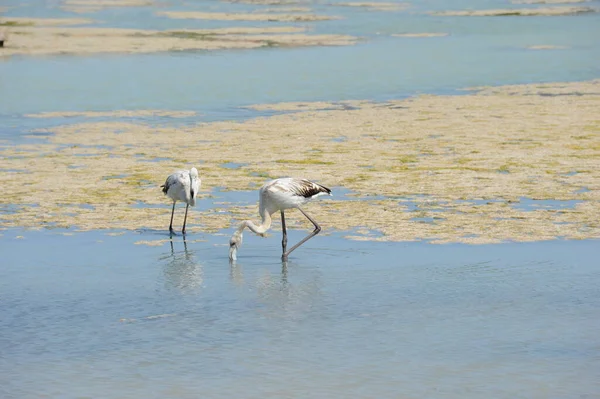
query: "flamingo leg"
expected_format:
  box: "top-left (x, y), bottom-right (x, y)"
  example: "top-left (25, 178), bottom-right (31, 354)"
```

top-left (282, 206), bottom-right (321, 260)
top-left (169, 201), bottom-right (176, 234)
top-left (281, 210), bottom-right (287, 255)
top-left (182, 203), bottom-right (189, 235)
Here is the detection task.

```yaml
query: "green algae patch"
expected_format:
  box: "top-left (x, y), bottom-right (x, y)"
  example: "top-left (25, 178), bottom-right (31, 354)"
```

top-left (62, 0), bottom-right (154, 13)
top-left (0, 16), bottom-right (354, 57)
top-left (0, 18), bottom-right (94, 26)
top-left (431, 6), bottom-right (597, 16)
top-left (1, 24), bottom-right (356, 57)
top-left (1, 21), bottom-right (35, 27)
top-left (245, 100), bottom-right (365, 111)
top-left (2, 80), bottom-right (600, 243)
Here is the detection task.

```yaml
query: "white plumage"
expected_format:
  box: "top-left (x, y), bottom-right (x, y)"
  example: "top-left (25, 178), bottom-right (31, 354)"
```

top-left (161, 167), bottom-right (200, 235)
top-left (229, 177), bottom-right (332, 261)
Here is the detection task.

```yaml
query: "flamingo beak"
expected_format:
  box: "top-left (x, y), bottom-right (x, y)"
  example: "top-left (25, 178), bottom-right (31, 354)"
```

top-left (229, 244), bottom-right (237, 261)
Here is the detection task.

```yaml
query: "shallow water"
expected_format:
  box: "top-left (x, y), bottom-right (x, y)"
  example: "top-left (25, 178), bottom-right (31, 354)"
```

top-left (1, 0), bottom-right (600, 119)
top-left (2, 1), bottom-right (600, 397)
top-left (1, 230), bottom-right (599, 398)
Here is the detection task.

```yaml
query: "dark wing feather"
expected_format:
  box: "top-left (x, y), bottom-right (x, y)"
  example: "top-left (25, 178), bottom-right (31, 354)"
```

top-left (290, 179), bottom-right (332, 198)
top-left (161, 171), bottom-right (184, 195)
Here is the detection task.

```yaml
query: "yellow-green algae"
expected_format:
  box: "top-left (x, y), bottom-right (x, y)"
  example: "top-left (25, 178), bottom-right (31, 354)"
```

top-left (2, 80), bottom-right (600, 244)
top-left (61, 0), bottom-right (154, 13)
top-left (1, 21), bottom-right (356, 57)
top-left (0, 17), bottom-right (94, 26)
top-left (431, 6), bottom-right (597, 16)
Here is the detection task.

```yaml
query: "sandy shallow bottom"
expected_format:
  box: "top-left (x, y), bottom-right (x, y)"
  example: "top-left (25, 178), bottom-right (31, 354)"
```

top-left (1, 80), bottom-right (599, 243)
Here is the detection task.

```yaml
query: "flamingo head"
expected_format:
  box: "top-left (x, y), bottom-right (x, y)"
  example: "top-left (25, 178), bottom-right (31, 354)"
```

top-left (229, 230), bottom-right (243, 261)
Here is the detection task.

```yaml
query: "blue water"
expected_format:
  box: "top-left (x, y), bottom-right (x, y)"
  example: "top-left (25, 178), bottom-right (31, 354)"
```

top-left (1, 0), bottom-right (599, 119)
top-left (1, 0), bottom-right (600, 397)
top-left (1, 230), bottom-right (599, 398)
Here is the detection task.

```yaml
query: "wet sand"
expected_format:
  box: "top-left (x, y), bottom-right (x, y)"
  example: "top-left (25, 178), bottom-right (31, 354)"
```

top-left (2, 80), bottom-right (599, 243)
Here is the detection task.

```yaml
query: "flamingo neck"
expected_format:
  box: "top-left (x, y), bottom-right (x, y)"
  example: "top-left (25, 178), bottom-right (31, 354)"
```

top-left (238, 211), bottom-right (272, 236)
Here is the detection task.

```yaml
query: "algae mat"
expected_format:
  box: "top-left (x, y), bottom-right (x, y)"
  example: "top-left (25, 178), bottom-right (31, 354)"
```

top-left (0, 18), bottom-right (356, 57)
top-left (2, 80), bottom-right (599, 243)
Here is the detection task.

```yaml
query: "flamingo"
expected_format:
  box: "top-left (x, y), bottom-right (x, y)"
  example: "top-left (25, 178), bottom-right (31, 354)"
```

top-left (161, 167), bottom-right (200, 235)
top-left (229, 177), bottom-right (332, 261)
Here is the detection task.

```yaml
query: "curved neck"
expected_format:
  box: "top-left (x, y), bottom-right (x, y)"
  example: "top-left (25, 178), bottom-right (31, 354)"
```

top-left (238, 211), bottom-right (272, 236)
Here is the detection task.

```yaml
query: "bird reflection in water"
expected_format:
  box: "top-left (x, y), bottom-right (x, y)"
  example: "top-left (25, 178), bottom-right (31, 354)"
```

top-left (230, 258), bottom-right (323, 319)
top-left (228, 259), bottom-right (289, 287)
top-left (161, 237), bottom-right (204, 292)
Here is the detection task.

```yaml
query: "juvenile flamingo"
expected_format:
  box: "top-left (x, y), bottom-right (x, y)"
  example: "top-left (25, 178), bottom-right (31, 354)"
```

top-left (229, 177), bottom-right (331, 261)
top-left (161, 167), bottom-right (200, 235)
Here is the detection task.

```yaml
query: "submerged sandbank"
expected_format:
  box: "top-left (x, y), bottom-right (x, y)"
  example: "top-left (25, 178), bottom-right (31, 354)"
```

top-left (392, 33), bottom-right (448, 38)
top-left (25, 110), bottom-right (198, 118)
top-left (156, 11), bottom-right (338, 22)
top-left (219, 0), bottom-right (304, 4)
top-left (1, 80), bottom-right (599, 243)
top-left (526, 44), bottom-right (568, 50)
top-left (335, 2), bottom-right (409, 11)
top-left (512, 0), bottom-right (589, 3)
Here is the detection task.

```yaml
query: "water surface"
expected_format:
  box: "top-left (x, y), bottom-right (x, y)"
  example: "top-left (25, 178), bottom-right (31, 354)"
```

top-left (1, 230), bottom-right (598, 398)
top-left (1, 1), bottom-right (600, 397)
top-left (0, 229), bottom-right (598, 398)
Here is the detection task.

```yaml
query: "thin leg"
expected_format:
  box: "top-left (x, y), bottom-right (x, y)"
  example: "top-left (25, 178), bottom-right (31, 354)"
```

top-left (281, 210), bottom-right (287, 255)
top-left (169, 201), bottom-right (176, 234)
top-left (282, 206), bottom-right (321, 260)
top-left (182, 203), bottom-right (189, 235)
top-left (281, 261), bottom-right (288, 285)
